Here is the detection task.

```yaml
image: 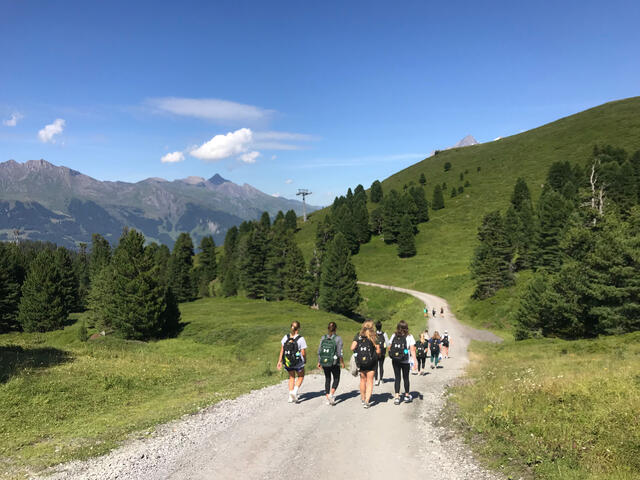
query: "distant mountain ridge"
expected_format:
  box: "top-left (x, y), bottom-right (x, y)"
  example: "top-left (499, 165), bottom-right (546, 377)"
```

top-left (0, 159), bottom-right (317, 247)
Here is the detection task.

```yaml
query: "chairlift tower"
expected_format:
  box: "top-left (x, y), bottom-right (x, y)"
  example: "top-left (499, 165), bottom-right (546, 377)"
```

top-left (296, 189), bottom-right (312, 222)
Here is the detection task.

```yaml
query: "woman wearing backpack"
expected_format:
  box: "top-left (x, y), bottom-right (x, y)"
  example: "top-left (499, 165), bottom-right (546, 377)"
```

top-left (388, 320), bottom-right (418, 405)
top-left (441, 330), bottom-right (451, 358)
top-left (415, 332), bottom-right (428, 375)
top-left (374, 320), bottom-right (389, 386)
top-left (429, 331), bottom-right (442, 369)
top-left (277, 321), bottom-right (307, 403)
top-left (350, 321), bottom-right (381, 409)
top-left (317, 321), bottom-right (345, 406)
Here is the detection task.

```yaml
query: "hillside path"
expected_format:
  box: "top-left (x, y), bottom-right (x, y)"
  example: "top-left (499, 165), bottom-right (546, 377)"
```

top-left (40, 283), bottom-right (502, 480)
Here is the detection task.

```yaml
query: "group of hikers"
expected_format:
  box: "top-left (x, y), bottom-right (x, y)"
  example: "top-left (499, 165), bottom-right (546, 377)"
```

top-left (276, 315), bottom-right (451, 408)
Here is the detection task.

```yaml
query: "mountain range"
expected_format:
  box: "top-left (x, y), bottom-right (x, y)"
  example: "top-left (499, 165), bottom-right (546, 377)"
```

top-left (0, 159), bottom-right (317, 248)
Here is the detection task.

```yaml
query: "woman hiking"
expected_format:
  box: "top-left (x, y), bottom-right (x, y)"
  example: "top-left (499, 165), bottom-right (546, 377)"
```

top-left (415, 332), bottom-right (428, 375)
top-left (351, 321), bottom-right (381, 409)
top-left (317, 321), bottom-right (345, 406)
top-left (374, 320), bottom-right (389, 386)
top-left (388, 320), bottom-right (418, 404)
top-left (441, 330), bottom-right (451, 358)
top-left (277, 321), bottom-right (307, 403)
top-left (429, 331), bottom-right (442, 369)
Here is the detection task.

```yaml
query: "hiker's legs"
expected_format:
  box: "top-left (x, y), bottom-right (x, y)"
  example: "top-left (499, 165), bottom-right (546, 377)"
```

top-left (365, 370), bottom-right (374, 403)
top-left (401, 362), bottom-right (410, 393)
top-left (442, 345), bottom-right (449, 357)
top-left (392, 360), bottom-right (402, 395)
top-left (359, 372), bottom-right (367, 400)
top-left (330, 364), bottom-right (341, 394)
top-left (295, 368), bottom-right (304, 388)
top-left (288, 370), bottom-right (296, 391)
top-left (323, 366), bottom-right (332, 395)
top-left (375, 357), bottom-right (384, 381)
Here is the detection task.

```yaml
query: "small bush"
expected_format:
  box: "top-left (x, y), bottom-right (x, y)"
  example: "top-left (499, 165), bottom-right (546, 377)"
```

top-left (444, 161), bottom-right (452, 172)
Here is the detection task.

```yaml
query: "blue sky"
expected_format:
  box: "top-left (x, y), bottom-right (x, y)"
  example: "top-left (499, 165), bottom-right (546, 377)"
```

top-left (1, 0), bottom-right (639, 205)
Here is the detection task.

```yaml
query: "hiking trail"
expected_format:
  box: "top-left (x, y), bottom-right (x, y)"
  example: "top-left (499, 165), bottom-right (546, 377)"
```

top-left (39, 283), bottom-right (503, 480)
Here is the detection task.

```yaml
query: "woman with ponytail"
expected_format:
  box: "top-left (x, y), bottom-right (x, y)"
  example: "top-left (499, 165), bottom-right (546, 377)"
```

top-left (277, 321), bottom-right (307, 403)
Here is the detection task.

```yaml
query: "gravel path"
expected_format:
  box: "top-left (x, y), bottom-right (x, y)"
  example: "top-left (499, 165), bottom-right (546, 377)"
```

top-left (38, 283), bottom-right (503, 480)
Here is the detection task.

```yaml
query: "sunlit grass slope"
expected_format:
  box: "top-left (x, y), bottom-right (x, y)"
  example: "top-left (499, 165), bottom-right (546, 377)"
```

top-left (0, 286), bottom-right (420, 478)
top-left (450, 332), bottom-right (640, 480)
top-left (298, 97), bottom-right (640, 333)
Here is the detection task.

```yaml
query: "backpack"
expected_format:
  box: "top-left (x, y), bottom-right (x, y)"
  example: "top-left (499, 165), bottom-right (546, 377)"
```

top-left (318, 335), bottom-right (338, 367)
top-left (415, 341), bottom-right (426, 359)
top-left (283, 334), bottom-right (302, 368)
top-left (354, 336), bottom-right (376, 369)
top-left (430, 339), bottom-right (440, 356)
top-left (376, 332), bottom-right (386, 358)
top-left (389, 335), bottom-right (408, 362)
top-left (442, 335), bottom-right (449, 347)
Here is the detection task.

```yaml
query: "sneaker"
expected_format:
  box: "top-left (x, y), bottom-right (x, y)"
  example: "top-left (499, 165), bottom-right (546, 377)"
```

top-left (288, 392), bottom-right (295, 403)
top-left (330, 395), bottom-right (336, 406)
top-left (375, 379), bottom-right (380, 386)
top-left (361, 399), bottom-right (365, 406)
top-left (394, 396), bottom-right (401, 405)
top-left (404, 394), bottom-right (412, 403)
top-left (326, 398), bottom-right (331, 405)
top-left (363, 402), bottom-right (371, 409)
top-left (292, 393), bottom-right (298, 403)
top-left (431, 365), bottom-right (435, 369)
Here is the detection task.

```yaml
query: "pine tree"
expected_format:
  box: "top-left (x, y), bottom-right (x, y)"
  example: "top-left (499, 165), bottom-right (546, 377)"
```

top-left (86, 264), bottom-right (114, 331)
top-left (508, 178), bottom-right (537, 269)
top-left (513, 270), bottom-right (550, 340)
top-left (617, 161), bottom-right (638, 213)
top-left (0, 244), bottom-right (21, 333)
top-left (240, 225), bottom-right (269, 299)
top-left (274, 210), bottom-right (285, 225)
top-left (169, 233), bottom-right (197, 302)
top-left (444, 162), bottom-right (452, 172)
top-left (315, 214), bottom-right (335, 259)
top-left (432, 185), bottom-right (445, 210)
top-left (450, 187), bottom-right (457, 198)
top-left (282, 240), bottom-right (310, 304)
top-left (108, 229), bottom-right (180, 340)
top-left (260, 211), bottom-right (271, 230)
top-left (419, 173), bottom-right (426, 186)
top-left (535, 189), bottom-right (572, 271)
top-left (264, 230), bottom-right (287, 301)
top-left (153, 244), bottom-right (171, 286)
top-left (55, 247), bottom-right (79, 315)
top-left (333, 203), bottom-right (359, 253)
top-left (352, 198), bottom-right (371, 244)
top-left (89, 233), bottom-right (111, 280)
top-left (382, 189), bottom-right (403, 243)
top-left (318, 233), bottom-right (361, 315)
top-left (284, 210), bottom-right (298, 231)
top-left (196, 236), bottom-right (217, 297)
top-left (470, 211), bottom-right (514, 299)
top-left (397, 214), bottom-right (417, 258)
top-left (370, 208), bottom-right (384, 236)
top-left (75, 242), bottom-right (90, 310)
top-left (370, 180), bottom-right (383, 203)
top-left (17, 249), bottom-right (67, 332)
top-left (354, 184), bottom-right (367, 204)
top-left (409, 186), bottom-right (429, 223)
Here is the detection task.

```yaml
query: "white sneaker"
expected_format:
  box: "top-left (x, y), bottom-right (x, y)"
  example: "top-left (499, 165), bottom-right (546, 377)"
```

top-left (404, 394), bottom-right (413, 403)
top-left (288, 392), bottom-right (294, 403)
top-left (330, 395), bottom-right (336, 406)
top-left (375, 379), bottom-right (380, 386)
top-left (292, 393), bottom-right (298, 403)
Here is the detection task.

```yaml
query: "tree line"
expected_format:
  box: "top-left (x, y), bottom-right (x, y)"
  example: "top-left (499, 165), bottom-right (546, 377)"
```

top-left (470, 145), bottom-right (640, 339)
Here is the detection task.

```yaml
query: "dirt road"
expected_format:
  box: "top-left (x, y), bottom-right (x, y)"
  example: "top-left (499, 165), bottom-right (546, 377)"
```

top-left (41, 283), bottom-right (502, 480)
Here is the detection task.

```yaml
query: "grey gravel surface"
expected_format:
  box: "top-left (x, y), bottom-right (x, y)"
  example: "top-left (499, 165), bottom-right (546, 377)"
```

top-left (37, 283), bottom-right (503, 480)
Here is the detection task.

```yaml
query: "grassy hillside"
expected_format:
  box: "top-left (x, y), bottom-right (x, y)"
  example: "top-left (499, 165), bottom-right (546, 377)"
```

top-left (0, 286), bottom-right (422, 478)
top-left (298, 97), bottom-right (640, 333)
top-left (450, 332), bottom-right (640, 479)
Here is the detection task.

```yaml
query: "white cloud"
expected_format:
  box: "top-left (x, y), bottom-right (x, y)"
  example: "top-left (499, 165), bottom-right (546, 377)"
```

top-left (147, 97), bottom-right (274, 124)
top-left (253, 130), bottom-right (319, 151)
top-left (161, 151), bottom-right (185, 163)
top-left (272, 192), bottom-right (281, 197)
top-left (239, 151), bottom-right (260, 164)
top-left (38, 118), bottom-right (65, 143)
top-left (285, 179), bottom-right (293, 184)
top-left (3, 112), bottom-right (23, 127)
top-left (271, 154), bottom-right (277, 160)
top-left (190, 127), bottom-right (254, 162)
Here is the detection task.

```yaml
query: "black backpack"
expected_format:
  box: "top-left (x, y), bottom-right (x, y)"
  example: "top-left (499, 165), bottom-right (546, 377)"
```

top-left (389, 335), bottom-right (408, 362)
top-left (376, 332), bottom-right (386, 358)
top-left (430, 339), bottom-right (440, 356)
top-left (415, 341), bottom-right (426, 359)
top-left (442, 335), bottom-right (449, 347)
top-left (355, 336), bottom-right (376, 368)
top-left (282, 334), bottom-right (302, 368)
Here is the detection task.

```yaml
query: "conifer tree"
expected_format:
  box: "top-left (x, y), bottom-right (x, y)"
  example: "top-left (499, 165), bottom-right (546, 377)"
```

top-left (108, 229), bottom-right (180, 340)
top-left (382, 189), bottom-right (403, 243)
top-left (354, 184), bottom-right (367, 204)
top-left (221, 269), bottom-right (238, 297)
top-left (196, 236), bottom-right (217, 297)
top-left (54, 247), bottom-right (79, 315)
top-left (333, 203), bottom-right (359, 253)
top-left (75, 242), bottom-right (90, 310)
top-left (0, 244), bottom-right (21, 333)
top-left (318, 233), bottom-right (361, 315)
top-left (370, 208), bottom-right (384, 236)
top-left (89, 233), bottom-right (111, 280)
top-left (315, 214), bottom-right (335, 259)
top-left (274, 210), bottom-right (285, 225)
top-left (370, 180), bottom-right (383, 203)
top-left (264, 230), bottom-right (287, 301)
top-left (260, 211), bottom-right (271, 230)
top-left (470, 211), bottom-right (514, 299)
top-left (397, 214), bottom-right (417, 258)
top-left (169, 233), bottom-right (197, 302)
top-left (508, 178), bottom-right (537, 269)
top-left (18, 249), bottom-right (67, 332)
top-left (419, 173), bottom-right (426, 186)
top-left (409, 186), bottom-right (429, 223)
top-left (432, 184), bottom-right (445, 210)
top-left (352, 198), bottom-right (371, 244)
top-left (153, 243), bottom-right (171, 286)
top-left (306, 249), bottom-right (322, 306)
top-left (86, 264), bottom-right (115, 331)
top-left (282, 240), bottom-right (310, 304)
top-left (284, 209), bottom-right (298, 231)
top-left (240, 225), bottom-right (269, 299)
top-left (535, 189), bottom-right (572, 271)
top-left (450, 187), bottom-right (457, 198)
top-left (513, 270), bottom-right (550, 340)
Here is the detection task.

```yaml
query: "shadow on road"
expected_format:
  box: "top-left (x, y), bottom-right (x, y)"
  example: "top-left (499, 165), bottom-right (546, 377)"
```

top-left (334, 389), bottom-right (361, 404)
top-left (298, 390), bottom-right (326, 402)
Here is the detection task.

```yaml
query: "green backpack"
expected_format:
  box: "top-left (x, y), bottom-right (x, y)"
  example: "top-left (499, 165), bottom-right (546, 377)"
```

top-left (318, 335), bottom-right (338, 367)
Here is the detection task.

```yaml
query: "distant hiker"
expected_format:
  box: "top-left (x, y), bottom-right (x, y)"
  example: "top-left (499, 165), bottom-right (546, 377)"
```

top-left (440, 306), bottom-right (444, 317)
top-left (441, 330), bottom-right (451, 358)
top-left (374, 320), bottom-right (389, 386)
top-left (388, 320), bottom-right (418, 404)
top-left (432, 308), bottom-right (436, 317)
top-left (429, 331), bottom-right (442, 369)
top-left (351, 321), bottom-right (381, 409)
top-left (317, 321), bottom-right (345, 406)
top-left (277, 321), bottom-right (307, 403)
top-left (423, 306), bottom-right (428, 318)
top-left (415, 332), bottom-right (428, 375)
